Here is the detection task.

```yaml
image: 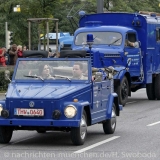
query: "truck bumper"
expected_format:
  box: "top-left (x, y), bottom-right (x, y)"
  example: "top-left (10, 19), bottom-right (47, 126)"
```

top-left (0, 119), bottom-right (80, 127)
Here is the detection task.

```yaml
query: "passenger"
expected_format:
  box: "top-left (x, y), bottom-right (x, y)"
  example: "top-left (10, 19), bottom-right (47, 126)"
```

top-left (72, 62), bottom-right (87, 80)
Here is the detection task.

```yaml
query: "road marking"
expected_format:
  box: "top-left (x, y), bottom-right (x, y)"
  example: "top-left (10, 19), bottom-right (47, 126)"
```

top-left (11, 135), bottom-right (37, 144)
top-left (74, 136), bottom-right (120, 154)
top-left (147, 121), bottom-right (160, 127)
top-left (126, 101), bottom-right (137, 105)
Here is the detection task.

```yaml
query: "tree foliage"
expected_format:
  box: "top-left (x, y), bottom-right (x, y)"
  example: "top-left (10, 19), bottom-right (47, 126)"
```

top-left (0, 0), bottom-right (160, 47)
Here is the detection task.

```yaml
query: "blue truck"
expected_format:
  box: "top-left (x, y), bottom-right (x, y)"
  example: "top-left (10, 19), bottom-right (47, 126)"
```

top-left (0, 50), bottom-right (122, 145)
top-left (72, 11), bottom-right (160, 106)
top-left (40, 32), bottom-right (73, 52)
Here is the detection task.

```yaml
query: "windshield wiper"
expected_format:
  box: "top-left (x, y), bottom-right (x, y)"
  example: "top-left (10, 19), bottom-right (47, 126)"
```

top-left (23, 75), bottom-right (44, 81)
top-left (108, 38), bottom-right (121, 46)
top-left (53, 75), bottom-right (71, 81)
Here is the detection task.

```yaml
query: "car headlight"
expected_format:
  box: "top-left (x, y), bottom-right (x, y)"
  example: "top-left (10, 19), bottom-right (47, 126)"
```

top-left (0, 104), bottom-right (3, 116)
top-left (64, 105), bottom-right (77, 118)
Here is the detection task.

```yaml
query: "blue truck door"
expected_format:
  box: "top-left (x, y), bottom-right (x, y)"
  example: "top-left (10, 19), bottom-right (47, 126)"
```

top-left (124, 33), bottom-right (141, 77)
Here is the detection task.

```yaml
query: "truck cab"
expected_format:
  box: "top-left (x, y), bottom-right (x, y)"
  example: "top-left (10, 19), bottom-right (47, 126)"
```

top-left (0, 50), bottom-right (122, 145)
top-left (72, 12), bottom-right (160, 106)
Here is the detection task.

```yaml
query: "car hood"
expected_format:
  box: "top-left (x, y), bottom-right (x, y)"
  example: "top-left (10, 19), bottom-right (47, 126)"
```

top-left (6, 82), bottom-right (90, 99)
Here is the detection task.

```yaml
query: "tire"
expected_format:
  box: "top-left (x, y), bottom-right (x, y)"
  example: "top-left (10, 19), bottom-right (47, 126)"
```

top-left (103, 104), bottom-right (116, 134)
top-left (36, 130), bottom-right (46, 133)
top-left (155, 74), bottom-right (160, 100)
top-left (146, 78), bottom-right (156, 100)
top-left (70, 110), bottom-right (87, 145)
top-left (0, 126), bottom-right (13, 143)
top-left (116, 76), bottom-right (129, 106)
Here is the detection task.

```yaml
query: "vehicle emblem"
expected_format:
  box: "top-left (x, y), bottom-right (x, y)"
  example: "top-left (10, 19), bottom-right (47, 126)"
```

top-left (29, 101), bottom-right (34, 108)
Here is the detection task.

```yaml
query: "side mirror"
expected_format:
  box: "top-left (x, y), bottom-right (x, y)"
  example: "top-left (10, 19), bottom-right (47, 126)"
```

top-left (4, 70), bottom-right (11, 82)
top-left (138, 41), bottom-right (141, 47)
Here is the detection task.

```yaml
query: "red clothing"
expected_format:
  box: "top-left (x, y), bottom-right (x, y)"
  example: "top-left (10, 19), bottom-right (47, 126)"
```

top-left (0, 49), bottom-right (6, 66)
top-left (17, 49), bottom-right (23, 57)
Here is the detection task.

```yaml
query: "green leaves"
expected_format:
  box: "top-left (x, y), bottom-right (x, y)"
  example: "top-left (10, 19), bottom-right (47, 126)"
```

top-left (0, 0), bottom-right (160, 47)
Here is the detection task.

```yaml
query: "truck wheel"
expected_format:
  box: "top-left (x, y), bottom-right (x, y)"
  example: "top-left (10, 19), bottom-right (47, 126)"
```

top-left (70, 110), bottom-right (87, 145)
top-left (146, 78), bottom-right (156, 100)
top-left (155, 74), bottom-right (160, 100)
top-left (117, 76), bottom-right (129, 106)
top-left (0, 126), bottom-right (13, 143)
top-left (103, 104), bottom-right (116, 134)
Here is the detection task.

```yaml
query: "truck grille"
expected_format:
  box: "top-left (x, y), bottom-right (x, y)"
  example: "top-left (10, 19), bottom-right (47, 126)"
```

top-left (86, 52), bottom-right (93, 66)
top-left (104, 54), bottom-right (120, 57)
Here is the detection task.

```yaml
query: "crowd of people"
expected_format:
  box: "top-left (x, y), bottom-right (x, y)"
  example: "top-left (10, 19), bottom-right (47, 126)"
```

top-left (0, 44), bottom-right (28, 66)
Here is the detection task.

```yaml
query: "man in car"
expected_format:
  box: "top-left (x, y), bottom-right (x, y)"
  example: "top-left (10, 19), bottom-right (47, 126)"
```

top-left (72, 62), bottom-right (87, 80)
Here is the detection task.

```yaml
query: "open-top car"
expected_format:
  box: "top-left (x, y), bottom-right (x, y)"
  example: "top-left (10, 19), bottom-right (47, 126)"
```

top-left (0, 50), bottom-right (122, 145)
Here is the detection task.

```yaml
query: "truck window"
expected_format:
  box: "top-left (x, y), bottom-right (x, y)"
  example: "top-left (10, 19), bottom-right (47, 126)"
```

top-left (127, 33), bottom-right (136, 42)
top-left (75, 32), bottom-right (122, 46)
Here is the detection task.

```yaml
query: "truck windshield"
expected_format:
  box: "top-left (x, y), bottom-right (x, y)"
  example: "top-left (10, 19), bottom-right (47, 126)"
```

top-left (75, 32), bottom-right (122, 46)
top-left (15, 60), bottom-right (89, 81)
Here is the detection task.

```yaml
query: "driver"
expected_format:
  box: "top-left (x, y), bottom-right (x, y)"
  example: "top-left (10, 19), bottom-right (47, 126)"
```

top-left (72, 62), bottom-right (87, 80)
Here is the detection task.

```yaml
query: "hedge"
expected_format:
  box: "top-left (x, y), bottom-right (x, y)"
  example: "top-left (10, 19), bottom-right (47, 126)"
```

top-left (0, 66), bottom-right (14, 91)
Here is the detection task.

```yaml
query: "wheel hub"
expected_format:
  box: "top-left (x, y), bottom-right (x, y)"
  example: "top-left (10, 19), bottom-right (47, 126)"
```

top-left (80, 117), bottom-right (87, 139)
top-left (121, 82), bottom-right (128, 99)
top-left (111, 108), bottom-right (116, 129)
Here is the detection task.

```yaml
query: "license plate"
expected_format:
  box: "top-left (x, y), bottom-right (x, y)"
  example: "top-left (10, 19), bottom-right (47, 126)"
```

top-left (14, 108), bottom-right (44, 116)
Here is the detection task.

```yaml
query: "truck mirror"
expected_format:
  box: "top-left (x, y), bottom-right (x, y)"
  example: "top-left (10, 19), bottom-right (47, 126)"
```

top-left (4, 70), bottom-right (11, 82)
top-left (138, 41), bottom-right (141, 47)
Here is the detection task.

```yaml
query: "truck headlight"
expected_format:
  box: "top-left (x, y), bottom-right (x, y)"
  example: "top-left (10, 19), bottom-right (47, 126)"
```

top-left (64, 105), bottom-right (77, 118)
top-left (0, 104), bottom-right (3, 116)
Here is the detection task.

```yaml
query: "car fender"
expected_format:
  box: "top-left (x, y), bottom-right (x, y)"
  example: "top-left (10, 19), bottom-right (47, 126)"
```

top-left (107, 93), bottom-right (123, 118)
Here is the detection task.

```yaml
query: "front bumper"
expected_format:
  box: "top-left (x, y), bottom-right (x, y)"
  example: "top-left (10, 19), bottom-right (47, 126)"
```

top-left (0, 119), bottom-right (80, 127)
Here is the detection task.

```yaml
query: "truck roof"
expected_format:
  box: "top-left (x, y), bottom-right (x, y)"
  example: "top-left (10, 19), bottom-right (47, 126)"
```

top-left (79, 12), bottom-right (160, 28)
top-left (75, 25), bottom-right (135, 34)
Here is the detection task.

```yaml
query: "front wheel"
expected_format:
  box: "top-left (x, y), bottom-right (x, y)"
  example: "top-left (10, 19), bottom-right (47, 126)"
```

top-left (0, 126), bottom-right (13, 143)
top-left (70, 110), bottom-right (87, 145)
top-left (116, 76), bottom-right (129, 106)
top-left (103, 104), bottom-right (116, 134)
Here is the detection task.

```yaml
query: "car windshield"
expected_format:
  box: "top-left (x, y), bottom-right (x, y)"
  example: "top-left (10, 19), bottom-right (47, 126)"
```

top-left (15, 60), bottom-right (89, 81)
top-left (75, 31), bottom-right (122, 46)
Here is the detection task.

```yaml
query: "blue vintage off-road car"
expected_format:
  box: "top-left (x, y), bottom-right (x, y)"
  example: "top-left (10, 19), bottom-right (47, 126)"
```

top-left (0, 50), bottom-right (122, 145)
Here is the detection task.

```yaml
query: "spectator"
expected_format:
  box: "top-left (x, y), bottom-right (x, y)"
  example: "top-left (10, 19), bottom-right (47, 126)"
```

top-left (9, 44), bottom-right (18, 65)
top-left (17, 45), bottom-right (23, 58)
top-left (0, 48), bottom-right (6, 66)
top-left (23, 45), bottom-right (28, 51)
top-left (2, 47), bottom-right (10, 65)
